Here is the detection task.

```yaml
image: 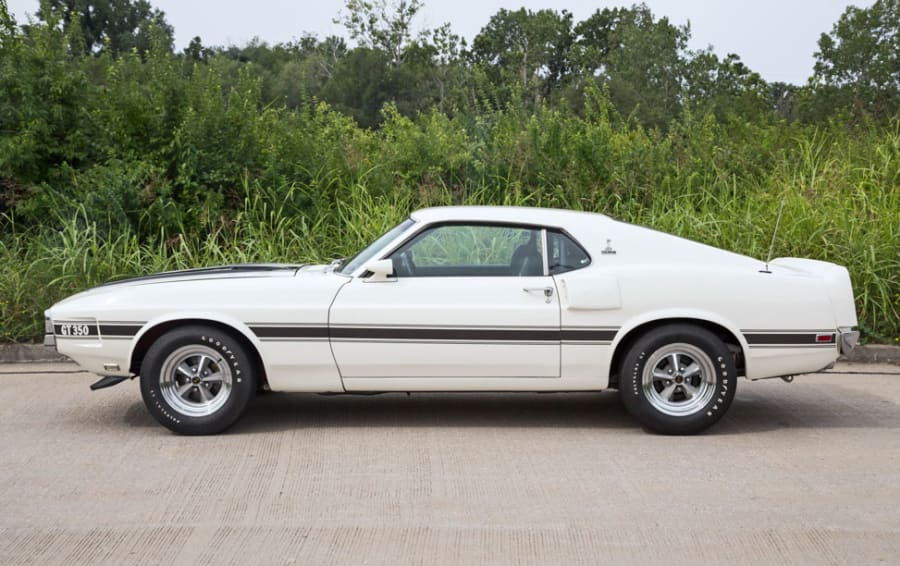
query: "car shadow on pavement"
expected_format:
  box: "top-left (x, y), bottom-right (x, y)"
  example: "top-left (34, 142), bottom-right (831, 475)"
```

top-left (715, 384), bottom-right (900, 434)
top-left (113, 382), bottom-right (900, 435)
top-left (233, 391), bottom-right (636, 434)
top-left (121, 400), bottom-right (160, 429)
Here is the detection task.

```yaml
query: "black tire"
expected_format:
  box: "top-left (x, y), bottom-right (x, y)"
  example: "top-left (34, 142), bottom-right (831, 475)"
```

top-left (140, 325), bottom-right (255, 435)
top-left (619, 324), bottom-right (737, 435)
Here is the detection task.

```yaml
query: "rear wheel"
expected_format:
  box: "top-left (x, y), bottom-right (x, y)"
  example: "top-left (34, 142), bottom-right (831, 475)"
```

top-left (619, 324), bottom-right (737, 435)
top-left (140, 325), bottom-right (255, 435)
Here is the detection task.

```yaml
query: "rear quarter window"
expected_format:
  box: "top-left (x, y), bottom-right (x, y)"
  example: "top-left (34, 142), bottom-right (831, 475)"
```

top-left (548, 231), bottom-right (591, 274)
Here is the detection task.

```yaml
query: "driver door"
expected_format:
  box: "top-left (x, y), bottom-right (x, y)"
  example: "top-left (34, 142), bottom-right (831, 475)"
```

top-left (329, 223), bottom-right (561, 385)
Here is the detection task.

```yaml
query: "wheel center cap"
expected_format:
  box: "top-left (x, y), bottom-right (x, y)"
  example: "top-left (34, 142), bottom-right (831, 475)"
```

top-left (675, 376), bottom-right (684, 384)
top-left (192, 377), bottom-right (201, 385)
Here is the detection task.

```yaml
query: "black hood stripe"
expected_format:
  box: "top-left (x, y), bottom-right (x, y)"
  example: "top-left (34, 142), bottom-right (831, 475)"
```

top-left (98, 264), bottom-right (304, 287)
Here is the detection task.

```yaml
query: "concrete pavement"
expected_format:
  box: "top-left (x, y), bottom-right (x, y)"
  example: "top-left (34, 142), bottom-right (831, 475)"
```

top-left (1, 363), bottom-right (898, 565)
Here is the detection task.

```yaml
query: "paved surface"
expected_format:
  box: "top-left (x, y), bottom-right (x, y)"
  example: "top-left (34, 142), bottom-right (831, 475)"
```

top-left (1, 363), bottom-right (899, 565)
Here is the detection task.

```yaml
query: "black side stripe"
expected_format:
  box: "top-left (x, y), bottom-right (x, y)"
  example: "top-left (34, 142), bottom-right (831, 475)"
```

top-left (332, 327), bottom-right (561, 341)
top-left (99, 324), bottom-right (143, 337)
top-left (57, 323), bottom-right (617, 342)
top-left (250, 326), bottom-right (617, 342)
top-left (250, 326), bottom-right (330, 339)
top-left (744, 332), bottom-right (835, 346)
top-left (560, 329), bottom-right (617, 341)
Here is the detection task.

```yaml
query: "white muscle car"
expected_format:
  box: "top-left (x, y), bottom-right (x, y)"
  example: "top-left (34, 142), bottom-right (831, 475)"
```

top-left (44, 206), bottom-right (859, 435)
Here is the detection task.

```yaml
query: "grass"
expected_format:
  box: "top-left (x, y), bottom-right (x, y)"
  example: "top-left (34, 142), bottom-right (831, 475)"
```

top-left (2, 111), bottom-right (898, 344)
top-left (1, 159), bottom-right (897, 343)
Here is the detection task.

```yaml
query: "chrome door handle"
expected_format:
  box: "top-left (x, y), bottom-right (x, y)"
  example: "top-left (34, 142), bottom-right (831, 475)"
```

top-left (523, 287), bottom-right (554, 303)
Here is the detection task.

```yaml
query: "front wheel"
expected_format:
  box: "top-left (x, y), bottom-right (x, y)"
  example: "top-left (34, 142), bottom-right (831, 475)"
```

top-left (140, 325), bottom-right (256, 435)
top-left (619, 324), bottom-right (737, 435)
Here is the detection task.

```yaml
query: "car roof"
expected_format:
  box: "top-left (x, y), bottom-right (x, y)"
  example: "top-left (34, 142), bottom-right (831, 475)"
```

top-left (410, 206), bottom-right (613, 228)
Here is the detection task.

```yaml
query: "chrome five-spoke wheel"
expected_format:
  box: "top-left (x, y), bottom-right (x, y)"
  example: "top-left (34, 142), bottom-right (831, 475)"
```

top-left (159, 345), bottom-right (233, 417)
top-left (141, 325), bottom-right (255, 435)
top-left (642, 343), bottom-right (716, 417)
top-left (620, 324), bottom-right (738, 435)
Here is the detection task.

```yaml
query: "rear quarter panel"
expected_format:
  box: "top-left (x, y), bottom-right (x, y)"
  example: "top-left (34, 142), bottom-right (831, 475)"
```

top-left (556, 258), bottom-right (840, 384)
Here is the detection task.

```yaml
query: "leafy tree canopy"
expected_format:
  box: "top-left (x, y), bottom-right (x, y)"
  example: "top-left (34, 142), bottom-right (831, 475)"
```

top-left (811, 0), bottom-right (900, 118)
top-left (335, 0), bottom-right (423, 66)
top-left (36, 0), bottom-right (173, 55)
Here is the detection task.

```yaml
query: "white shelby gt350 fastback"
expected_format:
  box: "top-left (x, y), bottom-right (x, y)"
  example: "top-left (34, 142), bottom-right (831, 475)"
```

top-left (45, 206), bottom-right (859, 435)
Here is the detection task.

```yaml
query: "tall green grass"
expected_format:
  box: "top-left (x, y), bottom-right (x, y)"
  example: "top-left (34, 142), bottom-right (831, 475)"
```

top-left (2, 102), bottom-right (898, 343)
top-left (1, 157), bottom-right (897, 343)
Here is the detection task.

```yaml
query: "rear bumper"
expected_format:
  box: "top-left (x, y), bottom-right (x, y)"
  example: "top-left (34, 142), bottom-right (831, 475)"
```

top-left (839, 327), bottom-right (860, 356)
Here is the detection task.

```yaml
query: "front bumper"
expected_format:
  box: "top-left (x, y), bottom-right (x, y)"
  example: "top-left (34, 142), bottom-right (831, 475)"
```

top-left (839, 327), bottom-right (860, 356)
top-left (43, 317), bottom-right (56, 350)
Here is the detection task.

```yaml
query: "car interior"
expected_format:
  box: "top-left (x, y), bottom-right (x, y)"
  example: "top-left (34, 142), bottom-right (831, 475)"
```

top-left (387, 224), bottom-right (590, 277)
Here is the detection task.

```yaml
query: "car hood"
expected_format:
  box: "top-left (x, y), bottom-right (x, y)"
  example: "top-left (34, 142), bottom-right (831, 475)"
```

top-left (53, 263), bottom-right (310, 307)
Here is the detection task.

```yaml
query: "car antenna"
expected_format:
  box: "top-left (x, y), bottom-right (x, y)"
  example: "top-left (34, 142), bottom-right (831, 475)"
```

top-left (760, 196), bottom-right (786, 274)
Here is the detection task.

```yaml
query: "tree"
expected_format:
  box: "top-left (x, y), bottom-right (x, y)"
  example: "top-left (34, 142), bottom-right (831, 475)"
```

top-left (0, 5), bottom-right (95, 210)
top-left (299, 34), bottom-right (348, 81)
top-left (0, 0), bottom-right (15, 46)
top-left (769, 82), bottom-right (799, 121)
top-left (683, 51), bottom-right (769, 121)
top-left (269, 35), bottom-right (348, 107)
top-left (574, 4), bottom-right (690, 129)
top-left (183, 36), bottom-right (209, 63)
top-left (0, 0), bottom-right (21, 210)
top-left (470, 8), bottom-right (574, 104)
top-left (811, 0), bottom-right (900, 118)
top-left (423, 23), bottom-right (464, 113)
top-left (335, 0), bottom-right (423, 66)
top-left (37, 0), bottom-right (173, 55)
top-left (321, 48), bottom-right (398, 127)
top-left (571, 6), bottom-right (636, 73)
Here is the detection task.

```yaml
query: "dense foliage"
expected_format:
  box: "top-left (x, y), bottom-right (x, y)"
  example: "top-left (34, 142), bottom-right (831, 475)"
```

top-left (0, 0), bottom-right (898, 343)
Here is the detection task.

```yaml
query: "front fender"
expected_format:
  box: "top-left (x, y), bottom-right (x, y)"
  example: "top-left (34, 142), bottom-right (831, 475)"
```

top-left (128, 311), bottom-right (265, 372)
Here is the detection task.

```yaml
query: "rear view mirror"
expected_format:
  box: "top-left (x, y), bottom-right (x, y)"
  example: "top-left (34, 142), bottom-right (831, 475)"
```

top-left (362, 259), bottom-right (395, 282)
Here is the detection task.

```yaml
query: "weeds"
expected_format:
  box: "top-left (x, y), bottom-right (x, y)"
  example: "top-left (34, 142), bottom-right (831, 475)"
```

top-left (1, 104), bottom-right (898, 343)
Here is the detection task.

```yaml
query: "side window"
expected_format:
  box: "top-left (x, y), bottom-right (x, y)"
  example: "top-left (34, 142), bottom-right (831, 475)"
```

top-left (390, 224), bottom-right (544, 277)
top-left (548, 231), bottom-right (591, 274)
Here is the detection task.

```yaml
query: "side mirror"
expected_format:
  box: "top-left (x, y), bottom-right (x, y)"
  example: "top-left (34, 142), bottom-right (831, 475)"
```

top-left (362, 258), bottom-right (396, 282)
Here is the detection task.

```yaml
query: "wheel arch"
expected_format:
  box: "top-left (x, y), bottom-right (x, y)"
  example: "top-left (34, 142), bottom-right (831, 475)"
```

top-left (608, 316), bottom-right (746, 388)
top-left (128, 316), bottom-right (268, 388)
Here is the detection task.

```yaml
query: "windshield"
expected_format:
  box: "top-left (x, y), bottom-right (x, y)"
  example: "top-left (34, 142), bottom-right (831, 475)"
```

top-left (338, 218), bottom-right (416, 274)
